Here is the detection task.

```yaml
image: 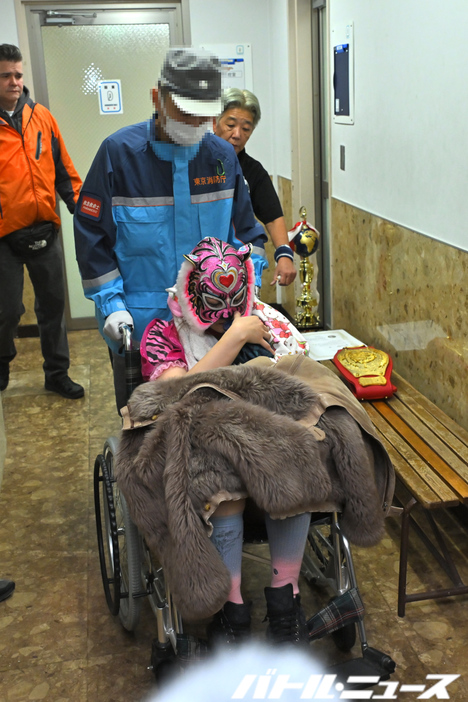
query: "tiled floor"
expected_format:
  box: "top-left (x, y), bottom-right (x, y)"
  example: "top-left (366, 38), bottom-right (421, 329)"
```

top-left (1, 330), bottom-right (468, 701)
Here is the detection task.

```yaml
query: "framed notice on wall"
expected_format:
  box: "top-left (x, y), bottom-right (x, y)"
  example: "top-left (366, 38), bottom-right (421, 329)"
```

top-left (200, 43), bottom-right (253, 92)
top-left (332, 24), bottom-right (354, 125)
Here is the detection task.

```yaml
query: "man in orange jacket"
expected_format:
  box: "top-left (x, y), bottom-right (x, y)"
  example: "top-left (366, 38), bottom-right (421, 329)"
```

top-left (0, 44), bottom-right (84, 399)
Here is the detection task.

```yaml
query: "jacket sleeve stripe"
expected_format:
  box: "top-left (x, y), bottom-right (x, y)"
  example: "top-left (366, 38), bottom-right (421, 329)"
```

top-left (82, 268), bottom-right (121, 289)
top-left (251, 245), bottom-right (268, 261)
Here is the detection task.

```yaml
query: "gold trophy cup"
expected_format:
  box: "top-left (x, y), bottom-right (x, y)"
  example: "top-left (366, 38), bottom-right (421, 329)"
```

top-left (290, 206), bottom-right (320, 329)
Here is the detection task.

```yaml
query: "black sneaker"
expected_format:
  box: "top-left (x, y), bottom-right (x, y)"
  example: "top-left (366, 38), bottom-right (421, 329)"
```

top-left (207, 601), bottom-right (251, 647)
top-left (0, 362), bottom-right (9, 392)
top-left (264, 584), bottom-right (309, 646)
top-left (45, 376), bottom-right (84, 400)
top-left (0, 579), bottom-right (15, 603)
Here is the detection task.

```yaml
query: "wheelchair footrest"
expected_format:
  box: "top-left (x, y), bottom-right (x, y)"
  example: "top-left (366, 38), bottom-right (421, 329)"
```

top-left (326, 646), bottom-right (396, 687)
top-left (307, 587), bottom-right (364, 641)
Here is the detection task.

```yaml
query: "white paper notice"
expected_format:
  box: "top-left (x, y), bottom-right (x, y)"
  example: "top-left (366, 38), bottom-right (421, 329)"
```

top-left (301, 329), bottom-right (364, 361)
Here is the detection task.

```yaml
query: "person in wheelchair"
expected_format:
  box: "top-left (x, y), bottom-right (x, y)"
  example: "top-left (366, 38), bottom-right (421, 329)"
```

top-left (140, 236), bottom-right (312, 646)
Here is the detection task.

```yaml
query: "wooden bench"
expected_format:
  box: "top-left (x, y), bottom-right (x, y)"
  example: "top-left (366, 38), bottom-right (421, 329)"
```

top-left (324, 362), bottom-right (468, 617)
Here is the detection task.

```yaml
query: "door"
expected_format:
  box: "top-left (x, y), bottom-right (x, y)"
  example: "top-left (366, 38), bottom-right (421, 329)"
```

top-left (26, 5), bottom-right (184, 328)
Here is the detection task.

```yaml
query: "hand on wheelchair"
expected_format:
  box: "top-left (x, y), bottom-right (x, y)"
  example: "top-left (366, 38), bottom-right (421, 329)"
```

top-left (103, 310), bottom-right (134, 341)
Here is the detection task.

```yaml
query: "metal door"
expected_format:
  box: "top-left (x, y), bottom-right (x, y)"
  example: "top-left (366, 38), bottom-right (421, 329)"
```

top-left (26, 5), bottom-right (184, 328)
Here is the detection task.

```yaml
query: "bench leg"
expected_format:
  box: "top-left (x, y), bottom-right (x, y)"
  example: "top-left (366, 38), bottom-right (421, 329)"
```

top-left (398, 497), bottom-right (416, 617)
top-left (397, 496), bottom-right (468, 617)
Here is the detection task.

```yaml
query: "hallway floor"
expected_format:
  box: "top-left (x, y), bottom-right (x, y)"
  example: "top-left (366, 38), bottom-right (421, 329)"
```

top-left (1, 330), bottom-right (468, 701)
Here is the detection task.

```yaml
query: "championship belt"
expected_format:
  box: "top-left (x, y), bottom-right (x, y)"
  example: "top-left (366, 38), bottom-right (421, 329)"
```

top-left (333, 346), bottom-right (397, 400)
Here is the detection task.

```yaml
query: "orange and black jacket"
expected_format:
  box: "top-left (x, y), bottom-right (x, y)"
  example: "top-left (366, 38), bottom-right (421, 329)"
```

top-left (0, 87), bottom-right (82, 238)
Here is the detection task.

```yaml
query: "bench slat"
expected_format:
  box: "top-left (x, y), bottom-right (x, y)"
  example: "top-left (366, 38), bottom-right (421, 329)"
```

top-left (394, 373), bottom-right (468, 447)
top-left (395, 391), bottom-right (468, 465)
top-left (364, 403), bottom-right (460, 508)
top-left (391, 381), bottom-right (468, 467)
top-left (386, 395), bottom-right (468, 485)
top-left (372, 400), bottom-right (468, 502)
top-left (369, 424), bottom-right (453, 510)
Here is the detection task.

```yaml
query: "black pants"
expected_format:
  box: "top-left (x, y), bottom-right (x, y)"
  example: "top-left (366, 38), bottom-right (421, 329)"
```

top-left (0, 235), bottom-right (69, 381)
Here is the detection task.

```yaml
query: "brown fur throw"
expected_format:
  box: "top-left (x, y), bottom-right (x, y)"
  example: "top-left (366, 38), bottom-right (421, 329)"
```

top-left (114, 356), bottom-right (394, 620)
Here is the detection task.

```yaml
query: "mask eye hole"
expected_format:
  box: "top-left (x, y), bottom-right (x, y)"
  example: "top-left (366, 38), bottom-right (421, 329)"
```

top-left (231, 287), bottom-right (247, 307)
top-left (202, 294), bottom-right (226, 311)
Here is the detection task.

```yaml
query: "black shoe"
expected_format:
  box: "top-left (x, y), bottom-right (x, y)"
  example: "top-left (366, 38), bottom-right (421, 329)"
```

top-left (207, 601), bottom-right (251, 647)
top-left (264, 584), bottom-right (309, 646)
top-left (45, 376), bottom-right (84, 400)
top-left (0, 579), bottom-right (15, 603)
top-left (0, 362), bottom-right (9, 392)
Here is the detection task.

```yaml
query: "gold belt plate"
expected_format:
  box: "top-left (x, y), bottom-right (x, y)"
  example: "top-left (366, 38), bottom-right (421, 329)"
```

top-left (336, 347), bottom-right (390, 386)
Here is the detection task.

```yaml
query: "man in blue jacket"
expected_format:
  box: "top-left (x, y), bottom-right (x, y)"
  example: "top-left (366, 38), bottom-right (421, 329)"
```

top-left (74, 47), bottom-right (268, 409)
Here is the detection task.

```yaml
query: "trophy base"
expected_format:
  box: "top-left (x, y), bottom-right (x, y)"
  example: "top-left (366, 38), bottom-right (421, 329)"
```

top-left (295, 311), bottom-right (321, 330)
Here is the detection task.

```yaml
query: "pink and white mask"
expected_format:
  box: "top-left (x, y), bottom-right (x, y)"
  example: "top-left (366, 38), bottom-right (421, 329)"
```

top-left (174, 237), bottom-right (255, 331)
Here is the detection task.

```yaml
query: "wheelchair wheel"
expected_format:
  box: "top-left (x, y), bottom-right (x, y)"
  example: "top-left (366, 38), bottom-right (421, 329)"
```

top-left (94, 452), bottom-right (120, 615)
top-left (103, 440), bottom-right (143, 631)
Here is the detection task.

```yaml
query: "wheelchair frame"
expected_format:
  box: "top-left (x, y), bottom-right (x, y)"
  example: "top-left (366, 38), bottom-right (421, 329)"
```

top-left (94, 325), bottom-right (396, 684)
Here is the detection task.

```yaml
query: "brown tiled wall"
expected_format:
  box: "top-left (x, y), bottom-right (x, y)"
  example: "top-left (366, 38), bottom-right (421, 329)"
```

top-left (331, 198), bottom-right (468, 430)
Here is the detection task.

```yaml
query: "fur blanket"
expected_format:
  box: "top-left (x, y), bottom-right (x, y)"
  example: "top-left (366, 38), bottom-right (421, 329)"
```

top-left (115, 355), bottom-right (394, 620)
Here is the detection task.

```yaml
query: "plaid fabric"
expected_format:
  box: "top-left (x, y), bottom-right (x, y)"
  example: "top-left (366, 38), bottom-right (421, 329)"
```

top-left (125, 349), bottom-right (143, 401)
top-left (175, 633), bottom-right (209, 664)
top-left (307, 587), bottom-right (364, 641)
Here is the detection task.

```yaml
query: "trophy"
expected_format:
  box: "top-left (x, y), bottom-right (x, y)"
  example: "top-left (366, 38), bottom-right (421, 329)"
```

top-left (289, 206), bottom-right (320, 329)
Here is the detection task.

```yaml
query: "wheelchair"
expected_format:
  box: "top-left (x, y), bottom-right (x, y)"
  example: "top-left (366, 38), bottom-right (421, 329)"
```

top-left (94, 325), bottom-right (396, 685)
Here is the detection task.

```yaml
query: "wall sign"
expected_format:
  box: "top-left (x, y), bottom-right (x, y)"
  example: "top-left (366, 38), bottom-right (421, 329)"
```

top-left (332, 24), bottom-right (354, 125)
top-left (98, 79), bottom-right (123, 115)
top-left (200, 44), bottom-right (253, 92)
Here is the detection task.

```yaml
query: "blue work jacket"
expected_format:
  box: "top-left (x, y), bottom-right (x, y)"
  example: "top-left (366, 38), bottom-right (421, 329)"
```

top-left (74, 121), bottom-right (268, 352)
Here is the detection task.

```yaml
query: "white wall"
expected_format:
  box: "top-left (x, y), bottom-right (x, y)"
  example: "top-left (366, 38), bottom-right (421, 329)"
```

top-left (1, 0), bottom-right (19, 44)
top-left (190, 0), bottom-right (291, 181)
top-left (330, 0), bottom-right (468, 252)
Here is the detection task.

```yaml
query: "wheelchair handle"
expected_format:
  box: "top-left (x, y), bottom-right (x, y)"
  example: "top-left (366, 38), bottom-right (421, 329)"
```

top-left (119, 323), bottom-right (143, 402)
top-left (119, 323), bottom-right (134, 352)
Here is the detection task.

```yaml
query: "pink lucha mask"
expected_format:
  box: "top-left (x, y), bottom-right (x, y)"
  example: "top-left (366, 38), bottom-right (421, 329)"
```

top-left (175, 237), bottom-right (255, 331)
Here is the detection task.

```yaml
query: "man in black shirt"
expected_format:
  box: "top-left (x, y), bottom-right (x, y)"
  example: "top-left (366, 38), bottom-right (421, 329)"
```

top-left (215, 89), bottom-right (296, 287)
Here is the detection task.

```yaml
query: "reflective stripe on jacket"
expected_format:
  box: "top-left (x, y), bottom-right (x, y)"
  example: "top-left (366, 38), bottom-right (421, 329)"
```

top-left (0, 93), bottom-right (82, 237)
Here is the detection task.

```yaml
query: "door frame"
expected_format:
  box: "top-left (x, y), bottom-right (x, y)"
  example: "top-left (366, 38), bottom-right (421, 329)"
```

top-left (25, 3), bottom-right (187, 109)
top-left (288, 0), bottom-right (332, 330)
top-left (311, 0), bottom-right (332, 329)
top-left (16, 1), bottom-right (190, 93)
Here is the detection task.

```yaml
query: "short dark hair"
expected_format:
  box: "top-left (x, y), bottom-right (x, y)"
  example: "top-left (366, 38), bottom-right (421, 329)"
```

top-left (0, 44), bottom-right (23, 63)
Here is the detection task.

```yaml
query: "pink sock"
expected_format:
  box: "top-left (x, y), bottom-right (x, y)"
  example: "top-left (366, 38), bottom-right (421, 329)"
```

top-left (270, 559), bottom-right (302, 594)
top-left (265, 512), bottom-right (311, 595)
top-left (227, 574), bottom-right (243, 604)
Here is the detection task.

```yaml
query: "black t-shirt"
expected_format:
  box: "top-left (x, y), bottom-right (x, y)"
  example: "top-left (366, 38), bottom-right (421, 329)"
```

top-left (237, 149), bottom-right (283, 225)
